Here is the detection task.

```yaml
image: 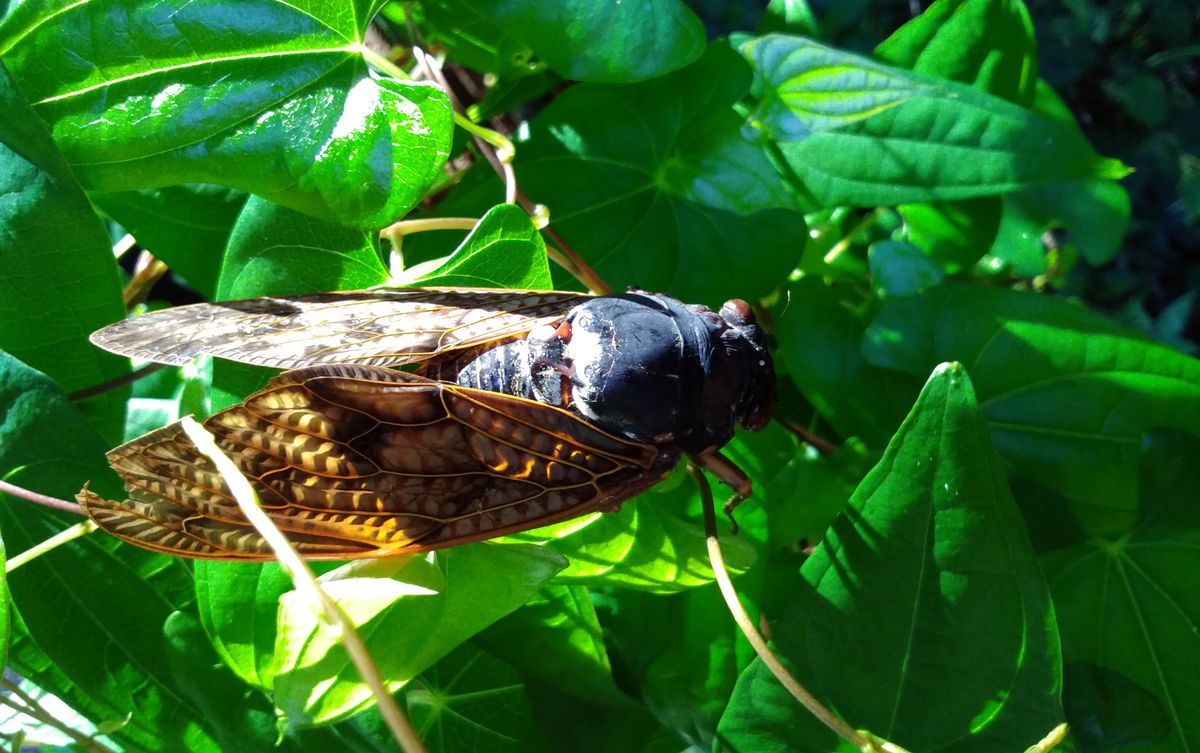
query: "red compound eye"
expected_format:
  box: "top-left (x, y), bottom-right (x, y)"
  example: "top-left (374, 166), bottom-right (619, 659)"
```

top-left (720, 298), bottom-right (755, 327)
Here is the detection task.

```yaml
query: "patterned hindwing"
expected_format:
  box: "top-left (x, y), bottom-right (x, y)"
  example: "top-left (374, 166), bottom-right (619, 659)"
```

top-left (77, 365), bottom-right (675, 560)
top-left (89, 288), bottom-right (590, 368)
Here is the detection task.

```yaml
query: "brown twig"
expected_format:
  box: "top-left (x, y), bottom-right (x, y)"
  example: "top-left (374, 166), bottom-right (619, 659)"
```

top-left (122, 251), bottom-right (169, 309)
top-left (0, 480), bottom-right (83, 516)
top-left (776, 417), bottom-right (839, 457)
top-left (404, 45), bottom-right (611, 295)
top-left (67, 362), bottom-right (166, 402)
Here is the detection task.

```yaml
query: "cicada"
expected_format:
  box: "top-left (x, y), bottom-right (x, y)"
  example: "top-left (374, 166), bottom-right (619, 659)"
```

top-left (77, 288), bottom-right (774, 560)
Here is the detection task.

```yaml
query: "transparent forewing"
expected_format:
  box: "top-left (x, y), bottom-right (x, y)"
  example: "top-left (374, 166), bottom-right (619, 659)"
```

top-left (90, 288), bottom-right (590, 368)
top-left (78, 365), bottom-right (672, 560)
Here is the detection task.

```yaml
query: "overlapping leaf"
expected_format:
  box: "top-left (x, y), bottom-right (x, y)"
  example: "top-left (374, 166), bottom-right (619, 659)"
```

top-left (0, 61), bottom-right (128, 443)
top-left (271, 544), bottom-right (565, 727)
top-left (742, 34), bottom-right (1129, 208)
top-left (0, 352), bottom-right (221, 752)
top-left (0, 0), bottom-right (453, 227)
top-left (863, 283), bottom-right (1200, 514)
top-left (411, 43), bottom-right (805, 305)
top-left (1040, 431), bottom-right (1200, 753)
top-left (719, 364), bottom-right (1063, 752)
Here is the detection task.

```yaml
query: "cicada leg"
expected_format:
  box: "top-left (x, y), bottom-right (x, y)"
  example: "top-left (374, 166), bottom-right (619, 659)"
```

top-left (692, 448), bottom-right (753, 535)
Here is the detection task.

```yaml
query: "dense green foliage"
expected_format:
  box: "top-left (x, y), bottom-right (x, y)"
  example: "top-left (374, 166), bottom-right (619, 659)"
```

top-left (0, 0), bottom-right (1195, 751)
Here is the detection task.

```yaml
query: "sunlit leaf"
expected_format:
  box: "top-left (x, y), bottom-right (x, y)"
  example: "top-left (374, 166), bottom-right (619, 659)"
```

top-left (1, 0), bottom-right (453, 227)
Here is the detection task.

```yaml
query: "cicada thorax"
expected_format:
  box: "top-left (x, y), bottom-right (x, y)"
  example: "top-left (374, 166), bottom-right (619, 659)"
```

top-left (433, 292), bottom-right (774, 456)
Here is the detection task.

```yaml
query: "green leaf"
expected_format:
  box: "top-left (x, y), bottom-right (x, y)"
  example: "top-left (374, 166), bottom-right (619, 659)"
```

top-left (899, 197), bottom-right (1001, 273)
top-left (162, 611), bottom-right (284, 753)
top-left (513, 499), bottom-right (756, 593)
top-left (862, 284), bottom-right (1200, 516)
top-left (0, 60), bottom-right (128, 443)
top-left (993, 178), bottom-right (1132, 270)
top-left (1, 0), bottom-right (453, 227)
top-left (867, 239), bottom-right (945, 298)
top-left (91, 185), bottom-right (249, 299)
top-left (410, 204), bottom-right (553, 289)
top-left (218, 197), bottom-right (388, 300)
top-left (774, 276), bottom-right (922, 447)
top-left (405, 643), bottom-right (551, 752)
top-left (875, 0), bottom-right (1039, 106)
top-left (476, 584), bottom-right (626, 703)
top-left (271, 543), bottom-right (565, 728)
top-left (1040, 431), bottom-right (1200, 753)
top-left (719, 363), bottom-right (1063, 752)
top-left (726, 422), bottom-right (871, 550)
top-left (874, 0), bottom-right (1035, 278)
top-left (194, 562), bottom-right (294, 688)
top-left (425, 0), bottom-right (704, 83)
top-left (417, 43), bottom-right (804, 305)
top-left (0, 351), bottom-right (223, 753)
top-left (742, 35), bottom-right (1129, 208)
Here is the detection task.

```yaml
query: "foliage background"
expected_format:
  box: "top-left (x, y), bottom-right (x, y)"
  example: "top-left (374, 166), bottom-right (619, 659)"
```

top-left (0, 0), bottom-right (1196, 752)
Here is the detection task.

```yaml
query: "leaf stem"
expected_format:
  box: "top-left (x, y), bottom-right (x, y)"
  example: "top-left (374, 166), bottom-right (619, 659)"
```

top-left (363, 40), bottom-right (610, 293)
top-left (379, 216), bottom-right (479, 242)
top-left (689, 463), bottom-right (883, 753)
top-left (5, 520), bottom-right (97, 573)
top-left (68, 363), bottom-right (166, 402)
top-left (0, 480), bottom-right (84, 517)
top-left (1025, 723), bottom-right (1069, 753)
top-left (178, 417), bottom-right (428, 753)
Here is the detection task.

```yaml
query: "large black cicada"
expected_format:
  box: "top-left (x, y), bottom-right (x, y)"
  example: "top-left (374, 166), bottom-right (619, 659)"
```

top-left (77, 288), bottom-right (775, 560)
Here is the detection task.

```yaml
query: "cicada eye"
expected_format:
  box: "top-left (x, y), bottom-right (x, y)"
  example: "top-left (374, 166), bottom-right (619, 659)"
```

top-left (720, 299), bottom-right (755, 327)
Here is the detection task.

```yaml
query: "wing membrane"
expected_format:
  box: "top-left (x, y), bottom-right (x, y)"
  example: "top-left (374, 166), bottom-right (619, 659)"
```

top-left (78, 364), bottom-right (672, 560)
top-left (90, 288), bottom-right (589, 368)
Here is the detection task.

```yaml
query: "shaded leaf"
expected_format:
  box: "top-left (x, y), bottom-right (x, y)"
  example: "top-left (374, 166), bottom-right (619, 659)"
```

top-left (0, 60), bottom-right (127, 443)
top-left (91, 185), bottom-right (249, 299)
top-left (0, 351), bottom-right (219, 753)
top-left (405, 643), bottom-right (551, 752)
top-left (415, 43), bottom-right (804, 306)
top-left (425, 0), bottom-right (704, 83)
top-left (477, 584), bottom-right (626, 703)
top-left (863, 284), bottom-right (1200, 515)
top-left (1040, 431), bottom-right (1200, 753)
top-left (774, 276), bottom-right (921, 447)
top-left (719, 364), bottom-right (1063, 752)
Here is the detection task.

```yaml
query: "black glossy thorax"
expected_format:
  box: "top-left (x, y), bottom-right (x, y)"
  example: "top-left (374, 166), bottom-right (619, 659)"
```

top-left (452, 292), bottom-right (773, 455)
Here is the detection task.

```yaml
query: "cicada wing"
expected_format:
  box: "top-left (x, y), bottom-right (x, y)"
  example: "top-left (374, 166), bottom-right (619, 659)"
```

top-left (89, 288), bottom-right (590, 368)
top-left (78, 365), bottom-right (673, 560)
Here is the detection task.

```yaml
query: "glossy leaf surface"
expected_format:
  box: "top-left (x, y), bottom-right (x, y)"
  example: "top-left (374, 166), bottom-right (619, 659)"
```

top-left (0, 0), bottom-right (453, 227)
top-left (743, 35), bottom-right (1128, 208)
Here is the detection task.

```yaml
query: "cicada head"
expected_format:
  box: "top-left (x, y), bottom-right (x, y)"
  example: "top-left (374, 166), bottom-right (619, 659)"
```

top-left (717, 298), bottom-right (774, 434)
